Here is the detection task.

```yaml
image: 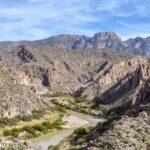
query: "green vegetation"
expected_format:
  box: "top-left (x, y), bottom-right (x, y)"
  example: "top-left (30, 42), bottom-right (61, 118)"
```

top-left (0, 117), bottom-right (18, 128)
top-left (4, 128), bottom-right (20, 137)
top-left (76, 137), bottom-right (86, 145)
top-left (96, 115), bottom-right (121, 134)
top-left (49, 127), bottom-right (90, 150)
top-left (49, 145), bottom-right (60, 150)
top-left (0, 143), bottom-right (27, 150)
top-left (71, 127), bottom-right (89, 144)
top-left (74, 127), bottom-right (88, 135)
top-left (54, 105), bottom-right (67, 114)
top-left (42, 92), bottom-right (118, 117)
top-left (3, 118), bottom-right (66, 139)
top-left (2, 105), bottom-right (67, 139)
top-left (0, 110), bottom-right (46, 128)
top-left (47, 93), bottom-right (136, 150)
top-left (42, 92), bottom-right (67, 98)
top-left (51, 97), bottom-right (102, 116)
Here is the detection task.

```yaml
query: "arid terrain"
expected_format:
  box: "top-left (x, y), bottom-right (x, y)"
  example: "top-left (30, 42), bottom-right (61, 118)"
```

top-left (0, 32), bottom-right (149, 150)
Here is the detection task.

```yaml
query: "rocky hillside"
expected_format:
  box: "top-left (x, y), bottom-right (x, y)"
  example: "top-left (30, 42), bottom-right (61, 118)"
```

top-left (55, 61), bottom-right (150, 150)
top-left (59, 79), bottom-right (150, 150)
top-left (0, 44), bottom-right (131, 95)
top-left (0, 63), bottom-right (44, 118)
top-left (1, 44), bottom-right (149, 101)
top-left (0, 43), bottom-right (131, 118)
top-left (61, 113), bottom-right (150, 150)
top-left (0, 43), bottom-right (150, 108)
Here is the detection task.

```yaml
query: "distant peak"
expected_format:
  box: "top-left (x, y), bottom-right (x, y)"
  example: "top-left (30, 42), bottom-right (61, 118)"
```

top-left (93, 32), bottom-right (121, 40)
top-left (94, 32), bottom-right (117, 35)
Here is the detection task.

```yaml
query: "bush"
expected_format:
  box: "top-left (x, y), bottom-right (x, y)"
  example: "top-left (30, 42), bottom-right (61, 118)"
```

top-left (0, 117), bottom-right (18, 127)
top-left (3, 118), bottom-right (65, 139)
top-left (3, 128), bottom-right (19, 137)
top-left (48, 145), bottom-right (60, 150)
top-left (42, 92), bottom-right (66, 98)
top-left (11, 128), bottom-right (20, 137)
top-left (42, 121), bottom-right (53, 129)
top-left (23, 126), bottom-right (36, 135)
top-left (3, 130), bottom-right (12, 136)
top-left (76, 137), bottom-right (85, 145)
top-left (33, 124), bottom-right (48, 132)
top-left (74, 127), bottom-right (88, 135)
top-left (54, 106), bottom-right (67, 114)
top-left (0, 110), bottom-right (46, 128)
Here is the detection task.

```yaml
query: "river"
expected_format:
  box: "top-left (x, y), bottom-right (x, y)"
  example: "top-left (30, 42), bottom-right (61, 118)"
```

top-left (31, 110), bottom-right (106, 150)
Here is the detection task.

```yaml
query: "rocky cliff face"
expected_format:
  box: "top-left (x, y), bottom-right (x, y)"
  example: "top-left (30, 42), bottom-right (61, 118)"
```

top-left (0, 64), bottom-right (44, 117)
top-left (79, 56), bottom-right (150, 101)
top-left (1, 44), bottom-right (150, 102)
top-left (57, 61), bottom-right (150, 150)
top-left (1, 43), bottom-right (150, 111)
top-left (0, 44), bottom-right (132, 95)
top-left (67, 79), bottom-right (150, 150)
top-left (86, 79), bottom-right (150, 150)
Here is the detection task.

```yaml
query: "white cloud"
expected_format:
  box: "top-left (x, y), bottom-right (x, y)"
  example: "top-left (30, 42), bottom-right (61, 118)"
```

top-left (0, 0), bottom-right (150, 40)
top-left (0, 0), bottom-right (103, 40)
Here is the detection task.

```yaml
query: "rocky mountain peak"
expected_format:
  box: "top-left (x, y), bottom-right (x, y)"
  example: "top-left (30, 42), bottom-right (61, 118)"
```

top-left (30, 32), bottom-right (126, 52)
top-left (93, 32), bottom-right (121, 41)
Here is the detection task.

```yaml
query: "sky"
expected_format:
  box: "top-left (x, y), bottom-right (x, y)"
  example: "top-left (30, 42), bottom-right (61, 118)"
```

top-left (0, 0), bottom-right (150, 41)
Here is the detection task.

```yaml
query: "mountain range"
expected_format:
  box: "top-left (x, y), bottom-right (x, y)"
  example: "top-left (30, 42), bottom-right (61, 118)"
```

top-left (1, 32), bottom-right (150, 56)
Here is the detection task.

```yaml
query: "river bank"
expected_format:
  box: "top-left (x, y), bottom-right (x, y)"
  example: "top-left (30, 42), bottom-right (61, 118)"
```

top-left (31, 110), bottom-right (106, 150)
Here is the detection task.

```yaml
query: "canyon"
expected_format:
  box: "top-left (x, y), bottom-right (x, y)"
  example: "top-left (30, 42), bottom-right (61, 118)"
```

top-left (0, 32), bottom-right (149, 150)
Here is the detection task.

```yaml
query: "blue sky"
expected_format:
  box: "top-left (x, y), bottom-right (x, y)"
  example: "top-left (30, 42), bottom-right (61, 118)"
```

top-left (1, 0), bottom-right (150, 41)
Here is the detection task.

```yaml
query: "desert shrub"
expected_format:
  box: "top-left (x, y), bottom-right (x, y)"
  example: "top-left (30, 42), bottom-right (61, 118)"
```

top-left (3, 128), bottom-right (20, 137)
top-left (74, 127), bottom-right (88, 135)
top-left (0, 117), bottom-right (18, 127)
top-left (3, 118), bottom-right (65, 139)
top-left (22, 125), bottom-right (36, 135)
top-left (0, 110), bottom-right (46, 129)
top-left (33, 124), bottom-right (48, 132)
top-left (42, 92), bottom-right (66, 97)
top-left (76, 137), bottom-right (85, 145)
top-left (54, 105), bottom-right (67, 113)
top-left (42, 121), bottom-right (53, 129)
top-left (3, 130), bottom-right (12, 136)
top-left (48, 145), bottom-right (60, 150)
